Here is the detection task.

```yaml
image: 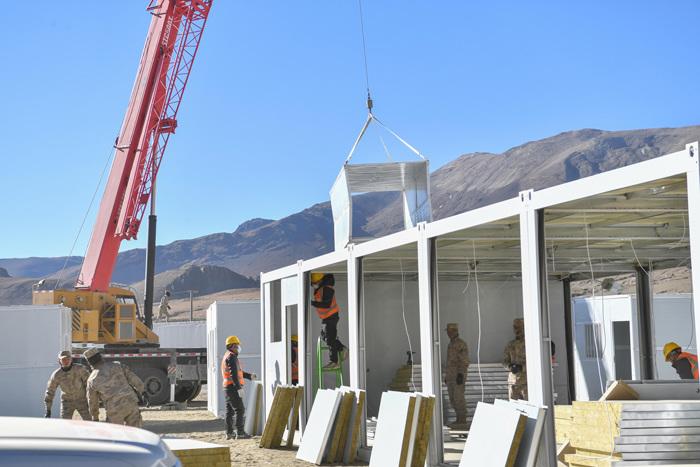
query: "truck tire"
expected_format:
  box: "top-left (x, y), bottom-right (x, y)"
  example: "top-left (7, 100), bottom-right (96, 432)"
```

top-left (135, 368), bottom-right (170, 406)
top-left (174, 381), bottom-right (199, 403)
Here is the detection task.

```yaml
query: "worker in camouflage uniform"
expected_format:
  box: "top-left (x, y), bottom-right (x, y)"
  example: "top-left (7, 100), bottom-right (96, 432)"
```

top-left (84, 347), bottom-right (146, 427)
top-left (44, 350), bottom-right (91, 420)
top-left (503, 318), bottom-right (527, 400)
top-left (444, 323), bottom-right (469, 429)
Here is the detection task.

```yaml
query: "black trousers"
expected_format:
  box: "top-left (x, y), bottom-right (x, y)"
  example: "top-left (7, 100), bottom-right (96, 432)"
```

top-left (322, 314), bottom-right (345, 363)
top-left (225, 386), bottom-right (246, 434)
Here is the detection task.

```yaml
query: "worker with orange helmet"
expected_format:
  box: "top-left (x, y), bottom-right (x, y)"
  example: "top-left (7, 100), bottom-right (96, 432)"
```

top-left (663, 342), bottom-right (698, 380)
top-left (310, 272), bottom-right (346, 370)
top-left (222, 335), bottom-right (257, 440)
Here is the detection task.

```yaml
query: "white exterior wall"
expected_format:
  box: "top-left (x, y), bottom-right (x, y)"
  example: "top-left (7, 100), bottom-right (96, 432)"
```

top-left (152, 321), bottom-right (206, 348)
top-left (206, 300), bottom-right (261, 418)
top-left (0, 305), bottom-right (71, 417)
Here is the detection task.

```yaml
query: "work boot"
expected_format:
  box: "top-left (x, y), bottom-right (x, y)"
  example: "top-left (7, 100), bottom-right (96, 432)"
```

top-left (236, 431), bottom-right (252, 439)
top-left (339, 348), bottom-right (347, 362)
top-left (225, 432), bottom-right (234, 440)
top-left (323, 362), bottom-right (340, 370)
top-left (448, 419), bottom-right (469, 430)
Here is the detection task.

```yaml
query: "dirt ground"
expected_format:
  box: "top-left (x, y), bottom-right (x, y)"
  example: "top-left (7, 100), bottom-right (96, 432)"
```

top-left (140, 401), bottom-right (367, 467)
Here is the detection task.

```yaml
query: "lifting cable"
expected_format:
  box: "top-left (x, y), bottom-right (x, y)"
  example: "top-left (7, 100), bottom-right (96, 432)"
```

top-left (53, 146), bottom-right (115, 290)
top-left (345, 0), bottom-right (426, 164)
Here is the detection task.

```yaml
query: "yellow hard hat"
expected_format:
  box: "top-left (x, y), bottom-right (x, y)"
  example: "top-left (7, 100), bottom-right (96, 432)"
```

top-left (663, 342), bottom-right (681, 361)
top-left (226, 335), bottom-right (240, 346)
top-left (310, 272), bottom-right (324, 283)
top-left (291, 334), bottom-right (298, 343)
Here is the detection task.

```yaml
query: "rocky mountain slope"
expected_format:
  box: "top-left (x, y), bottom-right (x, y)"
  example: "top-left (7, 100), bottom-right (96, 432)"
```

top-left (2, 125), bottom-right (699, 305)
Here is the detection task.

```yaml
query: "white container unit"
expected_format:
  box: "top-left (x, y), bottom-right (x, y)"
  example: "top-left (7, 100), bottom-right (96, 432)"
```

top-left (0, 305), bottom-right (72, 417)
top-left (206, 300), bottom-right (261, 418)
top-left (152, 320), bottom-right (206, 348)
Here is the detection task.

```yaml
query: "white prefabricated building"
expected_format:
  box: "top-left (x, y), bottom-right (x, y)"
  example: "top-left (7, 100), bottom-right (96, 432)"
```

top-left (573, 293), bottom-right (696, 400)
top-left (206, 300), bottom-right (261, 418)
top-left (260, 142), bottom-right (700, 466)
top-left (0, 305), bottom-right (72, 417)
top-left (153, 320), bottom-right (206, 348)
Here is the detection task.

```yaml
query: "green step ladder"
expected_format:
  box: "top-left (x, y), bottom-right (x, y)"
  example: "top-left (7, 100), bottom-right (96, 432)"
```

top-left (314, 336), bottom-right (343, 395)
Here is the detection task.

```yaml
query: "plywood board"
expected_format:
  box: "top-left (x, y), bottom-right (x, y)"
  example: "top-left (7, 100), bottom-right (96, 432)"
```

top-left (164, 438), bottom-right (231, 467)
top-left (260, 386), bottom-right (296, 449)
top-left (296, 389), bottom-right (342, 465)
top-left (411, 395), bottom-right (435, 467)
top-left (494, 399), bottom-right (546, 467)
top-left (285, 386), bottom-right (303, 447)
top-left (459, 402), bottom-right (527, 467)
top-left (404, 394), bottom-right (422, 467)
top-left (343, 389), bottom-right (366, 464)
top-left (369, 391), bottom-right (416, 467)
top-left (599, 380), bottom-right (639, 401)
top-left (326, 391), bottom-right (355, 463)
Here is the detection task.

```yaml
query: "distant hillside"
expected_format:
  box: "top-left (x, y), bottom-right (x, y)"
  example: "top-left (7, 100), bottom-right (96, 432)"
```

top-left (130, 264), bottom-right (258, 303)
top-left (3, 125), bottom-right (699, 305)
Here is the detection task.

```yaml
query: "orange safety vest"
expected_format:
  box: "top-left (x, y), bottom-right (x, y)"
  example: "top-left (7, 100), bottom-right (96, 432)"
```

top-left (221, 351), bottom-right (245, 387)
top-left (314, 286), bottom-right (339, 320)
top-left (291, 343), bottom-right (299, 383)
top-left (678, 352), bottom-right (699, 380)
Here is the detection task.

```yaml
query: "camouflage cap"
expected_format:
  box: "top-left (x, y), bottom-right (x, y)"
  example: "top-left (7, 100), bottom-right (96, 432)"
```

top-left (446, 323), bottom-right (459, 331)
top-left (513, 318), bottom-right (524, 328)
top-left (58, 350), bottom-right (72, 359)
top-left (83, 347), bottom-right (101, 360)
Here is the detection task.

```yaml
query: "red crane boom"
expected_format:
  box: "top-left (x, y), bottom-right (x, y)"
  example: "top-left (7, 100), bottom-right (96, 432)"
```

top-left (77, 0), bottom-right (212, 291)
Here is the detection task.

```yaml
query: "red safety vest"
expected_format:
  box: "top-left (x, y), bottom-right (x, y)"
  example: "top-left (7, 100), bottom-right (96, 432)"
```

top-left (221, 351), bottom-right (245, 387)
top-left (678, 352), bottom-right (699, 380)
top-left (314, 286), bottom-right (339, 320)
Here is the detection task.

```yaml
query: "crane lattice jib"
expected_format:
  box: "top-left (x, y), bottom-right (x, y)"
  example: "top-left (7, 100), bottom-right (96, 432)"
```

top-left (77, 0), bottom-right (212, 291)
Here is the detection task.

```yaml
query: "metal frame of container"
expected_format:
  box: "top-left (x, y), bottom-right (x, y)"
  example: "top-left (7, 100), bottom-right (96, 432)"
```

top-left (260, 142), bottom-right (700, 466)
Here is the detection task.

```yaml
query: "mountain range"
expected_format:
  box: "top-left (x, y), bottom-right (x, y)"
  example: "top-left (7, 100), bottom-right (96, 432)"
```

top-left (2, 125), bottom-right (698, 305)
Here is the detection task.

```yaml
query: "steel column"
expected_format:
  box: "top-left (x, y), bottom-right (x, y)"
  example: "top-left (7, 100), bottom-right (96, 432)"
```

top-left (685, 142), bottom-right (700, 393)
top-left (143, 213), bottom-right (157, 329)
top-left (635, 266), bottom-right (655, 379)
top-left (417, 223), bottom-right (441, 465)
top-left (520, 191), bottom-right (557, 466)
top-left (562, 278), bottom-right (576, 401)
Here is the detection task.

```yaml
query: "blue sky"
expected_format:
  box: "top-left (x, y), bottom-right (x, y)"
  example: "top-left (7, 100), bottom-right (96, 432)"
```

top-left (1, 1), bottom-right (698, 259)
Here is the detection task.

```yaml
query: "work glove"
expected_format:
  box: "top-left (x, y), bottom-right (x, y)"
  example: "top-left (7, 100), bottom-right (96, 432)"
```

top-left (238, 389), bottom-right (245, 399)
top-left (250, 373), bottom-right (257, 380)
top-left (510, 364), bottom-right (523, 374)
top-left (44, 409), bottom-right (51, 418)
top-left (456, 373), bottom-right (464, 385)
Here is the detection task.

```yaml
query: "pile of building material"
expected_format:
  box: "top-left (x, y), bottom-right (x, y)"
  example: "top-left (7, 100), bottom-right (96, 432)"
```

top-left (260, 385), bottom-right (303, 449)
top-left (163, 438), bottom-right (230, 467)
top-left (558, 401), bottom-right (624, 466)
top-left (614, 401), bottom-right (700, 465)
top-left (368, 390), bottom-right (435, 467)
top-left (0, 305), bottom-right (71, 417)
top-left (388, 363), bottom-right (509, 427)
top-left (296, 387), bottom-right (367, 465)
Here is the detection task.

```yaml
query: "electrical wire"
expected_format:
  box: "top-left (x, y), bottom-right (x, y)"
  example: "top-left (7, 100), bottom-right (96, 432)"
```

top-left (54, 146), bottom-right (115, 290)
top-left (399, 259), bottom-right (417, 392)
top-left (471, 241), bottom-right (485, 402)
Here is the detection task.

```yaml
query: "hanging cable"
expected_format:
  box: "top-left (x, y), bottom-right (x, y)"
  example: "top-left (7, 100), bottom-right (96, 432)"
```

top-left (399, 258), bottom-right (417, 392)
top-left (357, 0), bottom-right (372, 108)
top-left (54, 146), bottom-right (115, 290)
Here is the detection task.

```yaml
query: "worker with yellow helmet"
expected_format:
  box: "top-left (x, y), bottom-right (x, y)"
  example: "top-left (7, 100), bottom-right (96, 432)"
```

top-left (310, 272), bottom-right (346, 370)
top-left (663, 341), bottom-right (698, 380)
top-left (222, 335), bottom-right (257, 439)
